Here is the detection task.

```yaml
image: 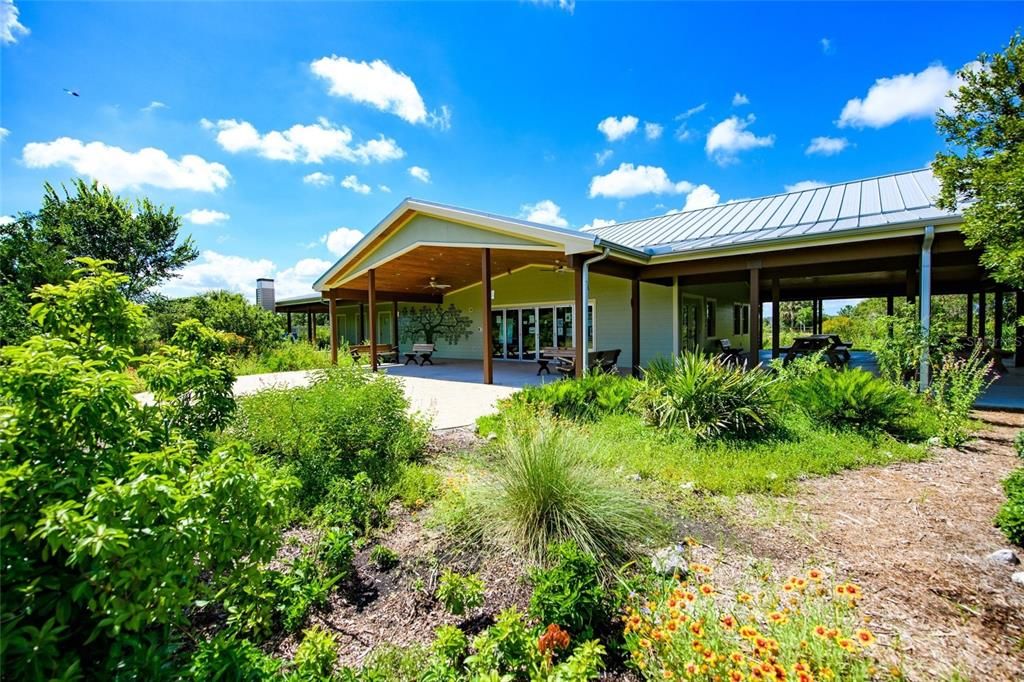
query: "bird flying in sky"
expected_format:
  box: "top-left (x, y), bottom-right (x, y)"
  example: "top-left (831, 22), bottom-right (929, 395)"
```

top-left (63, 88), bottom-right (80, 97)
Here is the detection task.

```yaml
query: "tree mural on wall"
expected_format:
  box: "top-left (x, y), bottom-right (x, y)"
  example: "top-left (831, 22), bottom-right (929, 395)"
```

top-left (400, 304), bottom-right (473, 345)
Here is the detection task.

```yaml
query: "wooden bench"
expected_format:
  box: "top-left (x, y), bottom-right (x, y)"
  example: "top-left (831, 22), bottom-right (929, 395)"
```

top-left (537, 347), bottom-right (575, 375)
top-left (543, 348), bottom-right (622, 378)
top-left (349, 344), bottom-right (399, 365)
top-left (715, 338), bottom-right (747, 366)
top-left (405, 343), bottom-right (436, 366)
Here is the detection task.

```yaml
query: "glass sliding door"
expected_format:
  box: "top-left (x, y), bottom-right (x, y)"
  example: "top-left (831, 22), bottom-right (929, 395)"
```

top-left (504, 309), bottom-right (521, 359)
top-left (556, 306), bottom-right (573, 349)
top-left (538, 307), bottom-right (554, 351)
top-left (521, 308), bottom-right (538, 360)
top-left (491, 310), bottom-right (505, 358)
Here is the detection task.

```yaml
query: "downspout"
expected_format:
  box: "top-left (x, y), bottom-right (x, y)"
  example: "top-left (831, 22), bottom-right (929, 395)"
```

top-left (919, 225), bottom-right (935, 393)
top-left (580, 246), bottom-right (610, 364)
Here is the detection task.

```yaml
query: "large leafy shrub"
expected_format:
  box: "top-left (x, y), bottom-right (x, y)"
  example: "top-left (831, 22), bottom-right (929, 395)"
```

top-left (510, 373), bottom-right (641, 421)
top-left (147, 290), bottom-right (283, 356)
top-left (528, 541), bottom-right (607, 639)
top-left (928, 346), bottom-right (994, 447)
top-left (635, 352), bottom-right (779, 439)
top-left (995, 468), bottom-right (1024, 546)
top-left (228, 366), bottom-right (429, 510)
top-left (789, 368), bottom-right (917, 435)
top-left (0, 261), bottom-right (292, 679)
top-left (456, 415), bottom-right (663, 564)
top-left (623, 565), bottom-right (881, 681)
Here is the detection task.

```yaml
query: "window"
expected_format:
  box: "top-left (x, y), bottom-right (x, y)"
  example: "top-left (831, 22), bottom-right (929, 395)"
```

top-left (733, 303), bottom-right (750, 335)
top-left (705, 300), bottom-right (716, 338)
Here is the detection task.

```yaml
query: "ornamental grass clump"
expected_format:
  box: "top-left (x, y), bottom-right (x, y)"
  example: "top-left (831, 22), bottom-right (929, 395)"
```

top-left (622, 564), bottom-right (882, 681)
top-left (458, 415), bottom-right (663, 564)
top-left (635, 352), bottom-right (780, 439)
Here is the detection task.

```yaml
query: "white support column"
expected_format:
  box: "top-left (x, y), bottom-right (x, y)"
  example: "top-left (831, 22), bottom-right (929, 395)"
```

top-left (919, 225), bottom-right (935, 392)
top-left (671, 276), bottom-right (680, 356)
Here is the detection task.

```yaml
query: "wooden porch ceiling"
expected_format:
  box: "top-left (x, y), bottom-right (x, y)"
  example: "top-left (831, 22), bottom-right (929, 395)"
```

top-left (335, 246), bottom-right (571, 295)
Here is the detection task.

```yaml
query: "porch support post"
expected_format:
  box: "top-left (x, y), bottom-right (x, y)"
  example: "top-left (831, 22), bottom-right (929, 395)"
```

top-left (368, 269), bottom-right (378, 372)
top-left (886, 295), bottom-right (894, 339)
top-left (482, 248), bottom-right (493, 385)
top-left (359, 303), bottom-right (365, 342)
top-left (818, 300), bottom-right (824, 334)
top-left (906, 268), bottom-right (916, 304)
top-left (574, 256), bottom-right (584, 378)
top-left (307, 311), bottom-right (314, 345)
top-left (747, 264), bottom-right (761, 369)
top-left (631, 276), bottom-right (641, 377)
top-left (978, 291), bottom-right (987, 340)
top-left (918, 226), bottom-right (934, 392)
top-left (771, 278), bottom-right (780, 359)
top-left (966, 293), bottom-right (974, 338)
top-left (1016, 290), bottom-right (1024, 367)
top-left (994, 289), bottom-right (1004, 350)
top-left (328, 297), bottom-right (338, 365)
top-left (392, 302), bottom-right (399, 349)
top-left (287, 311), bottom-right (292, 338)
top-left (811, 298), bottom-right (819, 334)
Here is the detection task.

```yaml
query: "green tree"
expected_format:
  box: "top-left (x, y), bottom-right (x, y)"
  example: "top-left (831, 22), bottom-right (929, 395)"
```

top-left (0, 260), bottom-right (292, 679)
top-left (147, 290), bottom-right (284, 355)
top-left (0, 180), bottom-right (198, 344)
top-left (934, 32), bottom-right (1024, 289)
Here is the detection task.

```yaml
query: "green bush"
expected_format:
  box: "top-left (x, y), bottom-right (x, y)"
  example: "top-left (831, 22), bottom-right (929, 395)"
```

top-left (188, 632), bottom-right (283, 680)
top-left (147, 289), bottom-right (284, 356)
top-left (789, 367), bottom-right (917, 435)
top-left (318, 526), bottom-right (357, 579)
top-left (510, 373), bottom-right (641, 421)
top-left (528, 541), bottom-right (606, 639)
top-left (928, 346), bottom-right (994, 447)
top-left (996, 468), bottom-right (1024, 546)
top-left (436, 569), bottom-right (486, 615)
top-left (0, 261), bottom-right (292, 679)
top-left (232, 341), bottom-right (340, 376)
top-left (457, 415), bottom-right (663, 564)
top-left (1016, 430), bottom-right (1024, 459)
top-left (369, 545), bottom-right (400, 571)
top-left (391, 462), bottom-right (444, 510)
top-left (635, 351), bottom-right (779, 439)
top-left (313, 472), bottom-right (389, 535)
top-left (229, 366), bottom-right (429, 510)
top-left (431, 624), bottom-right (469, 667)
top-left (292, 625), bottom-right (340, 679)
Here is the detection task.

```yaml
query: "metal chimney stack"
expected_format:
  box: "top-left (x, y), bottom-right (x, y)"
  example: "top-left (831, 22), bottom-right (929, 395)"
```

top-left (255, 278), bottom-right (275, 311)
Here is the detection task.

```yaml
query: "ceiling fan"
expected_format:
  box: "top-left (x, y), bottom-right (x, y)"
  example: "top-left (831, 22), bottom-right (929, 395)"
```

top-left (422, 277), bottom-right (452, 290)
top-left (543, 260), bottom-right (570, 274)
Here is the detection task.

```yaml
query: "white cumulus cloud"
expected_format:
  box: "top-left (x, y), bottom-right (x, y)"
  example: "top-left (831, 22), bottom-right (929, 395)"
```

top-left (162, 252), bottom-right (333, 301)
top-left (22, 137), bottom-right (230, 192)
top-left (805, 136), bottom-right (849, 156)
top-left (732, 92), bottom-right (750, 106)
top-left (682, 184), bottom-right (720, 211)
top-left (589, 163), bottom-right (694, 199)
top-left (275, 258), bottom-right (334, 298)
top-left (184, 209), bottom-right (230, 225)
top-left (1, 0), bottom-right (29, 44)
top-left (378, 184), bottom-right (391, 193)
top-left (340, 174), bottom-right (371, 194)
top-left (0, 215), bottom-right (15, 225)
top-left (597, 115), bottom-right (639, 142)
top-left (303, 171), bottom-right (334, 187)
top-left (322, 227), bottom-right (365, 257)
top-left (526, 0), bottom-right (575, 12)
top-left (705, 115), bottom-right (774, 165)
top-left (519, 200), bottom-right (568, 228)
top-left (408, 165), bottom-right (431, 183)
top-left (141, 101), bottom-right (167, 113)
top-left (838, 64), bottom-right (966, 129)
top-left (644, 122), bottom-right (663, 140)
top-left (581, 218), bottom-right (616, 231)
top-left (202, 117), bottom-right (403, 165)
top-left (594, 149), bottom-right (613, 166)
top-left (310, 55), bottom-right (449, 128)
top-left (784, 180), bottom-right (826, 193)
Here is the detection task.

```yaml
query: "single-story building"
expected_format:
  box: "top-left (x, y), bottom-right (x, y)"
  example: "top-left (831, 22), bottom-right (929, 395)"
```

top-left (280, 168), bottom-right (1020, 387)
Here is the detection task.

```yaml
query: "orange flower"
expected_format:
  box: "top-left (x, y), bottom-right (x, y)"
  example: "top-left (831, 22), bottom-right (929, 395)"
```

top-left (837, 637), bottom-right (857, 652)
top-left (640, 638), bottom-right (651, 649)
top-left (783, 583), bottom-right (795, 592)
top-left (793, 661), bottom-right (809, 673)
top-left (739, 625), bottom-right (759, 639)
top-left (835, 585), bottom-right (846, 596)
top-left (738, 592), bottom-right (753, 604)
top-left (691, 640), bottom-right (704, 652)
top-left (668, 598), bottom-right (679, 609)
top-left (730, 670), bottom-right (745, 682)
top-left (689, 621), bottom-right (705, 637)
top-left (827, 628), bottom-right (839, 639)
top-left (797, 673), bottom-right (813, 682)
top-left (813, 625), bottom-right (828, 639)
top-left (537, 623), bottom-right (570, 655)
top-left (807, 569), bottom-right (823, 582)
top-left (700, 584), bottom-right (715, 596)
top-left (768, 611), bottom-right (786, 624)
top-left (730, 651), bottom-right (744, 664)
top-left (845, 584), bottom-right (862, 598)
top-left (855, 628), bottom-right (876, 645)
top-left (666, 619), bottom-right (680, 634)
top-left (662, 670), bottom-right (675, 680)
top-left (684, 661), bottom-right (699, 676)
top-left (702, 648), bottom-right (717, 663)
top-left (721, 614), bottom-right (737, 629)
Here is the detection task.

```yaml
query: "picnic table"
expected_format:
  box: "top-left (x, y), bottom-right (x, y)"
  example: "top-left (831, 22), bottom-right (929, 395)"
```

top-left (349, 344), bottom-right (399, 365)
top-left (782, 334), bottom-right (852, 368)
top-left (537, 347), bottom-right (621, 377)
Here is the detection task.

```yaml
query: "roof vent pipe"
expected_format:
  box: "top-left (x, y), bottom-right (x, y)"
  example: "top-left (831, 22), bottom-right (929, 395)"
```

top-left (580, 247), bottom-right (610, 365)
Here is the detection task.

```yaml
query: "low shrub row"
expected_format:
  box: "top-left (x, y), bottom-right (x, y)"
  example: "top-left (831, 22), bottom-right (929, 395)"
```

top-left (995, 438), bottom-right (1024, 546)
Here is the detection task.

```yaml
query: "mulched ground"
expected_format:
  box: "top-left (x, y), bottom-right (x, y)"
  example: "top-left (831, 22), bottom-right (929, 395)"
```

top-left (269, 412), bottom-right (1024, 679)
top-left (691, 410), bottom-right (1024, 681)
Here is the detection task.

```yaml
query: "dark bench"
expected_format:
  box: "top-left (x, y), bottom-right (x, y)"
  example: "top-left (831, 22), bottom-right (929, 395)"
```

top-left (405, 343), bottom-right (436, 366)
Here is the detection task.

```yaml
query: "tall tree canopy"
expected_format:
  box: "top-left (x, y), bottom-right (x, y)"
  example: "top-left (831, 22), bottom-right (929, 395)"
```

top-left (0, 179), bottom-right (198, 343)
top-left (933, 32), bottom-right (1024, 289)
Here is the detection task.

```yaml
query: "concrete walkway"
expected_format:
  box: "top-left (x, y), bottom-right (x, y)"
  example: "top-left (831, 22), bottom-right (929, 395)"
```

top-left (229, 368), bottom-right (518, 430)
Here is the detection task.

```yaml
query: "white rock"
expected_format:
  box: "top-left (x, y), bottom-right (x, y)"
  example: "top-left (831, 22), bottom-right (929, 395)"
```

top-left (986, 549), bottom-right (1021, 565)
top-left (1012, 572), bottom-right (1024, 587)
top-left (651, 544), bottom-right (689, 578)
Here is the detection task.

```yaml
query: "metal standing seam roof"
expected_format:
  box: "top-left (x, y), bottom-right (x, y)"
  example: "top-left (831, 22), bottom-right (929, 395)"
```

top-left (583, 169), bottom-right (962, 255)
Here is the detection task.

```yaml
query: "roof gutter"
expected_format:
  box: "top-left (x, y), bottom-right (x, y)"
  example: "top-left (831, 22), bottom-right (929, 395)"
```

top-left (918, 224), bottom-right (935, 392)
top-left (580, 247), bottom-right (610, 367)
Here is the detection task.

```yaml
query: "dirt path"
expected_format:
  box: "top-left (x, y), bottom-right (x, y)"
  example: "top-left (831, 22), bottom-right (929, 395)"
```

top-left (725, 411), bottom-right (1024, 680)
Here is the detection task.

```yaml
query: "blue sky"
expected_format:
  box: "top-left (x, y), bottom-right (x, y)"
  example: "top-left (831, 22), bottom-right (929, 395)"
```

top-left (1, 1), bottom-right (1019, 303)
